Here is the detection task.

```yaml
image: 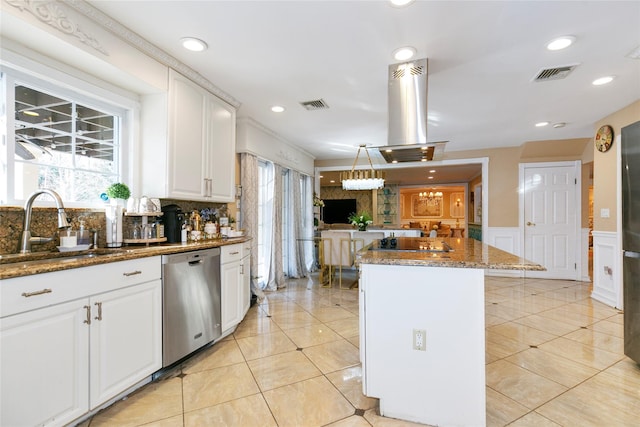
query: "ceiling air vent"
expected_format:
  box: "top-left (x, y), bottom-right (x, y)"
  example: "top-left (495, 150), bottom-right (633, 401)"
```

top-left (300, 98), bottom-right (329, 110)
top-left (532, 64), bottom-right (579, 82)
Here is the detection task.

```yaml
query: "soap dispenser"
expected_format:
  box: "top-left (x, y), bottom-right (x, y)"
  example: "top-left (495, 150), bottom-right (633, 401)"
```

top-left (77, 218), bottom-right (90, 246)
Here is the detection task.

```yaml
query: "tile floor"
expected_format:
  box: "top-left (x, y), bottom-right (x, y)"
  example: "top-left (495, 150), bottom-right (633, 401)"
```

top-left (83, 272), bottom-right (640, 427)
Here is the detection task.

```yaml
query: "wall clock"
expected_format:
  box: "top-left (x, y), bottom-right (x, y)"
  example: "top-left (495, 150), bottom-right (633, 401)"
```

top-left (595, 124), bottom-right (614, 152)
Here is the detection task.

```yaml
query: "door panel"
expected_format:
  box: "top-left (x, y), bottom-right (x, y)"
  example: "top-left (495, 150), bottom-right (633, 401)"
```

top-left (524, 164), bottom-right (578, 279)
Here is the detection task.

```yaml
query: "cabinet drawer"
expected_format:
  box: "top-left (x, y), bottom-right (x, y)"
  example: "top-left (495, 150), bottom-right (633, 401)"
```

top-left (221, 244), bottom-right (243, 264)
top-left (242, 241), bottom-right (252, 258)
top-left (1, 257), bottom-right (161, 318)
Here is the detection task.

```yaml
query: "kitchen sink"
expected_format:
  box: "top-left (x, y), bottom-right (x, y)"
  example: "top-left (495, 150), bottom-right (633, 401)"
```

top-left (0, 248), bottom-right (132, 265)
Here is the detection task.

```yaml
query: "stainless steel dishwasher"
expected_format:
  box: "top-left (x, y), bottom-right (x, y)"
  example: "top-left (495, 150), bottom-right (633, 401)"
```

top-left (162, 248), bottom-right (221, 367)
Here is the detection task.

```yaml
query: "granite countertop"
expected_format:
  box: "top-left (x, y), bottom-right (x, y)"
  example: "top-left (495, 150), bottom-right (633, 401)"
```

top-left (0, 237), bottom-right (251, 280)
top-left (356, 237), bottom-right (545, 271)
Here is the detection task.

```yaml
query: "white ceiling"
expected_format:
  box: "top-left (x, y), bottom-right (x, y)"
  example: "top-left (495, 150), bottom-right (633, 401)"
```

top-left (88, 0), bottom-right (639, 165)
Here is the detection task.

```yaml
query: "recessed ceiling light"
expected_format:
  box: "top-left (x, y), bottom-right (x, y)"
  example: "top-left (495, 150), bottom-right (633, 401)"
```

top-left (389, 0), bottom-right (415, 7)
top-left (392, 160), bottom-right (398, 164)
top-left (393, 46), bottom-right (416, 61)
top-left (429, 169), bottom-right (436, 173)
top-left (385, 149), bottom-right (393, 153)
top-left (592, 76), bottom-right (615, 86)
top-left (535, 121), bottom-right (550, 127)
top-left (553, 122), bottom-right (566, 128)
top-left (180, 37), bottom-right (208, 52)
top-left (546, 36), bottom-right (575, 51)
top-left (271, 105), bottom-right (285, 113)
top-left (319, 175), bottom-right (324, 178)
top-left (428, 176), bottom-right (434, 180)
top-left (330, 180), bottom-right (335, 183)
top-left (421, 158), bottom-right (427, 162)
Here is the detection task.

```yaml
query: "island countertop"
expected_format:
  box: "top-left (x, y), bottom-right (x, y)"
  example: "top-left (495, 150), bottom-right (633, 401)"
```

top-left (356, 237), bottom-right (545, 271)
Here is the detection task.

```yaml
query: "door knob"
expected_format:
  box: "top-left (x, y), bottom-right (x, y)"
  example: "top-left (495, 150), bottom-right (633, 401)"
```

top-left (526, 221), bottom-right (535, 226)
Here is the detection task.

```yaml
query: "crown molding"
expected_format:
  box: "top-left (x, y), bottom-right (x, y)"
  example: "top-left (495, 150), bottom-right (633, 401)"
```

top-left (62, 0), bottom-right (241, 108)
top-left (5, 0), bottom-right (109, 55)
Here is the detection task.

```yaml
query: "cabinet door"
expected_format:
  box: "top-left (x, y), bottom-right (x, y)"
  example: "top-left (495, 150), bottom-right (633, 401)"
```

top-left (89, 280), bottom-right (162, 408)
top-left (240, 254), bottom-right (251, 316)
top-left (206, 95), bottom-right (236, 202)
top-left (1, 299), bottom-right (89, 427)
top-left (221, 261), bottom-right (242, 331)
top-left (168, 71), bottom-right (207, 199)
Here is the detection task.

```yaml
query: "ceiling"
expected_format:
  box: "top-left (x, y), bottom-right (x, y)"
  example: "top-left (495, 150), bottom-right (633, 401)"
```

top-left (86, 0), bottom-right (640, 165)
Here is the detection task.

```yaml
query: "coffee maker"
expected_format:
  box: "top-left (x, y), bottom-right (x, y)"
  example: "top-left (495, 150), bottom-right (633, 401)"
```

top-left (161, 204), bottom-right (184, 243)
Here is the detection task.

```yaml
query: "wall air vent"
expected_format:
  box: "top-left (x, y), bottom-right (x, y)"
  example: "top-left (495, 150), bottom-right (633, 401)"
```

top-left (532, 64), bottom-right (579, 82)
top-left (300, 99), bottom-right (329, 110)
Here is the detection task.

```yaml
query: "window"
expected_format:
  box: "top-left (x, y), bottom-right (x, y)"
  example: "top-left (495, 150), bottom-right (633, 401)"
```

top-left (1, 68), bottom-right (128, 206)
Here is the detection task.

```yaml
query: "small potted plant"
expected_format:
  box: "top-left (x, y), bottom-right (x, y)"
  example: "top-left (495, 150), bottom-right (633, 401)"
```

top-left (348, 211), bottom-right (373, 231)
top-left (106, 182), bottom-right (131, 201)
top-left (104, 183), bottom-right (130, 248)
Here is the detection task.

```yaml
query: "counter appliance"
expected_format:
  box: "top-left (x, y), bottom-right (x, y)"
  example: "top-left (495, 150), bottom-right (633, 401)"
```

top-left (162, 248), bottom-right (221, 367)
top-left (161, 204), bottom-right (184, 243)
top-left (622, 120), bottom-right (640, 364)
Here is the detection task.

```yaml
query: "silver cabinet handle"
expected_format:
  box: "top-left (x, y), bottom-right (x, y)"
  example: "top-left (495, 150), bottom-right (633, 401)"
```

top-left (94, 302), bottom-right (103, 321)
top-left (240, 264), bottom-right (244, 274)
top-left (21, 288), bottom-right (52, 298)
top-left (230, 251), bottom-right (240, 255)
top-left (526, 221), bottom-right (536, 226)
top-left (123, 270), bottom-right (142, 277)
top-left (83, 305), bottom-right (91, 325)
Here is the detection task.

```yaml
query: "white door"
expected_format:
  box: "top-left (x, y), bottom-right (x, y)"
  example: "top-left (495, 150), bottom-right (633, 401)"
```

top-left (522, 162), bottom-right (580, 280)
top-left (90, 280), bottom-right (162, 408)
top-left (1, 299), bottom-right (89, 427)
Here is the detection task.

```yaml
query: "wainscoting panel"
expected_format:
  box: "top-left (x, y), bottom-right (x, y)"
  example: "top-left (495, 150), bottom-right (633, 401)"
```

top-left (485, 227), bottom-right (522, 278)
top-left (591, 231), bottom-right (621, 309)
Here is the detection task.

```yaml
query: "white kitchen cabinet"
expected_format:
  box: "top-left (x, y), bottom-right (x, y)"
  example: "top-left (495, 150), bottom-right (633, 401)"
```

top-left (1, 299), bottom-right (89, 427)
top-left (221, 244), bottom-right (243, 332)
top-left (141, 69), bottom-right (236, 202)
top-left (89, 280), bottom-right (162, 408)
top-left (0, 257), bottom-right (162, 427)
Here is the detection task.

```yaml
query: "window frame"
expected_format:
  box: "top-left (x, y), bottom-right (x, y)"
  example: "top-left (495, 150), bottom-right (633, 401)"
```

top-left (1, 61), bottom-right (136, 208)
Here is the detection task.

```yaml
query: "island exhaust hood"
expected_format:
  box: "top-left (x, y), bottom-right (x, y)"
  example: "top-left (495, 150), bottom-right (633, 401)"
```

top-left (377, 58), bottom-right (447, 163)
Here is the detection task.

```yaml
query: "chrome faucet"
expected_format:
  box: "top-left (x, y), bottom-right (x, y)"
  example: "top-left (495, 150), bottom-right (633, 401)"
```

top-left (19, 189), bottom-right (70, 253)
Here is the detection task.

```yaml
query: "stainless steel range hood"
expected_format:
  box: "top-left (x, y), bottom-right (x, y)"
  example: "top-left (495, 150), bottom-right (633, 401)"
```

top-left (377, 58), bottom-right (447, 163)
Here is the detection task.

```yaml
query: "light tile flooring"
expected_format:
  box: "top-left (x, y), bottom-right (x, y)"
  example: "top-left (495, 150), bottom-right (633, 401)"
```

top-left (83, 273), bottom-right (640, 427)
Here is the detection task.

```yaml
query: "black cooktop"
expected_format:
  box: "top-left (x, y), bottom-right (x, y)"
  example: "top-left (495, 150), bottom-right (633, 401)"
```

top-left (369, 237), bottom-right (452, 252)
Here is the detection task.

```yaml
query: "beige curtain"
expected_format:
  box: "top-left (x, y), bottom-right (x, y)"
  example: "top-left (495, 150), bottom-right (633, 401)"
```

top-left (240, 153), bottom-right (264, 299)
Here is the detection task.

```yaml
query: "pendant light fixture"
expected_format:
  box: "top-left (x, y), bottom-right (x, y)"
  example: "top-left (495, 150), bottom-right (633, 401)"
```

top-left (340, 145), bottom-right (385, 190)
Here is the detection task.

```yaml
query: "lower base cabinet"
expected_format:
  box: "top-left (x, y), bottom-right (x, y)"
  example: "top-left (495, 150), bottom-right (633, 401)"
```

top-left (1, 299), bottom-right (89, 427)
top-left (0, 258), bottom-right (162, 427)
top-left (90, 281), bottom-right (162, 408)
top-left (221, 243), bottom-right (251, 332)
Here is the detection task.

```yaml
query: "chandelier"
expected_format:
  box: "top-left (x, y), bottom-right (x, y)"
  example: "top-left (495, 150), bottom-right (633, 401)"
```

top-left (340, 145), bottom-right (385, 190)
top-left (419, 190), bottom-right (443, 200)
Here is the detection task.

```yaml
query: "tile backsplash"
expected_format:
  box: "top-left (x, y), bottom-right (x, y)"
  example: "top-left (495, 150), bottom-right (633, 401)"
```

top-left (0, 199), bottom-right (228, 254)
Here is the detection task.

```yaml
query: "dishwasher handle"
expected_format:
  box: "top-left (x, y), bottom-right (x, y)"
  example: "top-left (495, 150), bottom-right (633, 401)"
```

top-left (188, 259), bottom-right (203, 266)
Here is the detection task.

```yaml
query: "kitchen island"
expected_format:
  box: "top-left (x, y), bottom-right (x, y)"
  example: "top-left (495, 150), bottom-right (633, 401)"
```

top-left (356, 237), bottom-right (544, 426)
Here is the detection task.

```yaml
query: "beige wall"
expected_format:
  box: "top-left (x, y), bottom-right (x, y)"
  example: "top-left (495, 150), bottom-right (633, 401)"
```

top-left (593, 100), bottom-right (640, 232)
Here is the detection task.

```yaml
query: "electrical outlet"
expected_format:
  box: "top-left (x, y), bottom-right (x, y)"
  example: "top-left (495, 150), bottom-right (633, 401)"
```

top-left (413, 329), bottom-right (426, 351)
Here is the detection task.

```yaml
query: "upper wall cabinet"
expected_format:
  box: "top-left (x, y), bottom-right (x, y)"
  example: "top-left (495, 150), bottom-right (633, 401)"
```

top-left (141, 70), bottom-right (236, 202)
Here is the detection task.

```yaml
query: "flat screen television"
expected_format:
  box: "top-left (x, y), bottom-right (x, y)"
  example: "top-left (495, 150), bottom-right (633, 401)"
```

top-left (323, 199), bottom-right (357, 224)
